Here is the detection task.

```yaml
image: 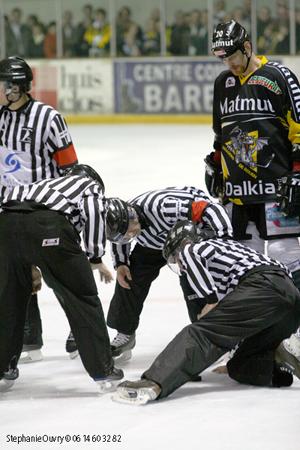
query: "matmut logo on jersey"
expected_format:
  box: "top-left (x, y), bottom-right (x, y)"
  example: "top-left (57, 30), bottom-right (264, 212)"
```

top-left (220, 95), bottom-right (275, 114)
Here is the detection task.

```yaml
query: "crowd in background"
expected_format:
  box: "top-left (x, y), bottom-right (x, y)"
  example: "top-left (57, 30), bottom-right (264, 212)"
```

top-left (4, 0), bottom-right (300, 58)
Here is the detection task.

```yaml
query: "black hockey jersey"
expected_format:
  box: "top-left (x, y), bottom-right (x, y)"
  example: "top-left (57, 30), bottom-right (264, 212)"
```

top-left (213, 56), bottom-right (300, 204)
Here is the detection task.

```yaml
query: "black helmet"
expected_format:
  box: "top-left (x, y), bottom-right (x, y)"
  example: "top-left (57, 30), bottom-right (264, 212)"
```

top-left (212, 20), bottom-right (249, 58)
top-left (163, 220), bottom-right (213, 262)
top-left (0, 56), bottom-right (33, 92)
top-left (106, 198), bottom-right (138, 243)
top-left (64, 164), bottom-right (105, 192)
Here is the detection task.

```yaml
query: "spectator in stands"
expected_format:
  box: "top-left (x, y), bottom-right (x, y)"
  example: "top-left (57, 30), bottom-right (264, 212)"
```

top-left (213, 0), bottom-right (227, 25)
top-left (29, 23), bottom-right (45, 58)
top-left (83, 8), bottom-right (111, 57)
top-left (188, 9), bottom-right (200, 56)
top-left (26, 14), bottom-right (41, 31)
top-left (231, 7), bottom-right (250, 32)
top-left (74, 3), bottom-right (94, 56)
top-left (257, 22), bottom-right (278, 54)
top-left (5, 8), bottom-right (32, 57)
top-left (116, 6), bottom-right (143, 57)
top-left (143, 18), bottom-right (160, 56)
top-left (257, 6), bottom-right (273, 38)
top-left (168, 10), bottom-right (190, 56)
top-left (240, 0), bottom-right (252, 28)
top-left (62, 10), bottom-right (77, 57)
top-left (44, 22), bottom-right (57, 58)
top-left (150, 7), bottom-right (160, 26)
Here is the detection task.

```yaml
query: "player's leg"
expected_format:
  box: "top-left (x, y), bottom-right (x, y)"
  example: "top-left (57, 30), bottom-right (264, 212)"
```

top-left (21, 294), bottom-right (43, 363)
top-left (107, 244), bottom-right (166, 360)
top-left (114, 268), bottom-right (300, 403)
top-left (267, 237), bottom-right (300, 362)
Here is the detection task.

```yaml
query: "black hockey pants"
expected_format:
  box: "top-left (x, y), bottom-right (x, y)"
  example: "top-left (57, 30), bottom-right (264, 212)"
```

top-left (143, 267), bottom-right (300, 398)
top-left (106, 244), bottom-right (207, 335)
top-left (0, 209), bottom-right (113, 379)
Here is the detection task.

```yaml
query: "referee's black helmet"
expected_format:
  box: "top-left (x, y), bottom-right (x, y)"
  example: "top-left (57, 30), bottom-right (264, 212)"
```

top-left (105, 198), bottom-right (131, 242)
top-left (163, 220), bottom-right (213, 262)
top-left (64, 164), bottom-right (105, 192)
top-left (0, 56), bottom-right (33, 92)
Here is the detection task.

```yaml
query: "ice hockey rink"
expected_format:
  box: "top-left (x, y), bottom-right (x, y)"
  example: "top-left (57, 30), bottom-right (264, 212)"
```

top-left (1, 124), bottom-right (299, 450)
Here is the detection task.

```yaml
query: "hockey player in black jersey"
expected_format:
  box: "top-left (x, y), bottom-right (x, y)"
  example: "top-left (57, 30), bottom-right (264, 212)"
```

top-left (112, 221), bottom-right (300, 405)
top-left (206, 19), bottom-right (300, 368)
top-left (105, 187), bottom-right (233, 360)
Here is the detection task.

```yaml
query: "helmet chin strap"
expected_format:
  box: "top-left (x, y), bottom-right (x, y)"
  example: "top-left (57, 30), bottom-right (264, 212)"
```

top-left (241, 43), bottom-right (252, 75)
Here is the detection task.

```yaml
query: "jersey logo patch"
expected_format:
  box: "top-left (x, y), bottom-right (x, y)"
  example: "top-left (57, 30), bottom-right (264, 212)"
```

top-left (42, 238), bottom-right (60, 247)
top-left (225, 127), bottom-right (273, 174)
top-left (225, 77), bottom-right (236, 88)
top-left (20, 127), bottom-right (33, 143)
top-left (248, 76), bottom-right (282, 95)
top-left (4, 153), bottom-right (21, 173)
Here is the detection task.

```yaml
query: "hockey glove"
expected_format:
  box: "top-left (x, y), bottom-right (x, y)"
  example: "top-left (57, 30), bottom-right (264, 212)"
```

top-left (204, 151), bottom-right (223, 198)
top-left (277, 173), bottom-right (300, 217)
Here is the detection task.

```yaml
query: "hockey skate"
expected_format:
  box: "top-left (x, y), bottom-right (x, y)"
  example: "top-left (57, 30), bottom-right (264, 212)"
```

top-left (275, 343), bottom-right (300, 379)
top-left (94, 367), bottom-right (124, 394)
top-left (65, 331), bottom-right (78, 359)
top-left (20, 344), bottom-right (43, 363)
top-left (271, 361), bottom-right (293, 387)
top-left (111, 333), bottom-right (136, 361)
top-left (0, 367), bottom-right (19, 392)
top-left (112, 379), bottom-right (161, 405)
top-left (283, 334), bottom-right (300, 361)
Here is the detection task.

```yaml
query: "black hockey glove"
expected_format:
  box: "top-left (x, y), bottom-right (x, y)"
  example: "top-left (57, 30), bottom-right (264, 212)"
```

top-left (204, 152), bottom-right (223, 198)
top-left (277, 173), bottom-right (300, 217)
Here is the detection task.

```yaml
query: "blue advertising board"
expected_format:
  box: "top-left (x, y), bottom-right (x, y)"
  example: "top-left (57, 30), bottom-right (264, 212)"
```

top-left (114, 59), bottom-right (224, 114)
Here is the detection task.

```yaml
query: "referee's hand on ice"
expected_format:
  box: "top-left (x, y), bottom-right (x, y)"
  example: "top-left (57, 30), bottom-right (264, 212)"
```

top-left (31, 265), bottom-right (42, 293)
top-left (116, 265), bottom-right (132, 289)
top-left (91, 262), bottom-right (114, 284)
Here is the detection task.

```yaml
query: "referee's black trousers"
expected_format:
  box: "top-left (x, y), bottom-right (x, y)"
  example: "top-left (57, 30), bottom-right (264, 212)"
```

top-left (0, 210), bottom-right (113, 379)
top-left (107, 244), bottom-right (206, 335)
top-left (142, 267), bottom-right (300, 398)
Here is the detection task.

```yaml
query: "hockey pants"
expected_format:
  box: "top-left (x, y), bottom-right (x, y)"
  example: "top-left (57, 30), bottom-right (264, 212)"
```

top-left (0, 210), bottom-right (113, 379)
top-left (143, 267), bottom-right (300, 399)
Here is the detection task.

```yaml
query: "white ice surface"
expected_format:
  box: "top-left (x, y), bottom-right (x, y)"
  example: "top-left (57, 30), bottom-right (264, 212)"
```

top-left (0, 125), bottom-right (299, 450)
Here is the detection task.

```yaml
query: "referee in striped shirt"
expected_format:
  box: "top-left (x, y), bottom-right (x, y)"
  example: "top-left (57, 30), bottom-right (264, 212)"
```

top-left (114, 220), bottom-right (300, 404)
top-left (0, 165), bottom-right (122, 390)
top-left (105, 186), bottom-right (233, 359)
top-left (0, 56), bottom-right (78, 361)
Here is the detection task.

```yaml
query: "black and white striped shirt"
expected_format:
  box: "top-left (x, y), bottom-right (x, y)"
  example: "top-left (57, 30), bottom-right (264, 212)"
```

top-left (0, 98), bottom-right (77, 194)
top-left (180, 238), bottom-right (289, 304)
top-left (0, 175), bottom-right (105, 260)
top-left (111, 186), bottom-right (233, 267)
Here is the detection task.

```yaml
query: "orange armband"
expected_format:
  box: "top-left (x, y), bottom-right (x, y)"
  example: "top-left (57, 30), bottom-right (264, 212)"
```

top-left (191, 200), bottom-right (209, 222)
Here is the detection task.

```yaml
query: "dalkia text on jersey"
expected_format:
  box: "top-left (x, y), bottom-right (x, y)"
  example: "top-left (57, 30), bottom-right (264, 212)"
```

top-left (225, 180), bottom-right (276, 197)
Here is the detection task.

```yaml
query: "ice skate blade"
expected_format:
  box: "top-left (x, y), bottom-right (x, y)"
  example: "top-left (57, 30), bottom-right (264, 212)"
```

top-left (0, 379), bottom-right (15, 392)
top-left (113, 350), bottom-right (132, 363)
top-left (111, 389), bottom-right (151, 405)
top-left (68, 350), bottom-right (79, 360)
top-left (19, 349), bottom-right (43, 364)
top-left (96, 380), bottom-right (120, 394)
